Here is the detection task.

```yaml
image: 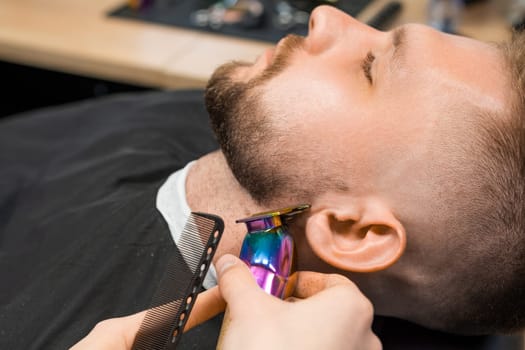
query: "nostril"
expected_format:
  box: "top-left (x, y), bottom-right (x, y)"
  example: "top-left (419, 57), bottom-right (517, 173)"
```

top-left (309, 15), bottom-right (315, 31)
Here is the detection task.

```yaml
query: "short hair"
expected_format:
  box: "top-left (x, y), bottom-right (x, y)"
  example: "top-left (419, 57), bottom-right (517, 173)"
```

top-left (448, 30), bottom-right (525, 334)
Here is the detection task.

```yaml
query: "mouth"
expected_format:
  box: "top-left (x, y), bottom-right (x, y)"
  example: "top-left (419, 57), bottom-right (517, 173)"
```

top-left (273, 34), bottom-right (306, 62)
top-left (247, 34), bottom-right (304, 81)
top-left (273, 36), bottom-right (289, 57)
top-left (263, 35), bottom-right (295, 65)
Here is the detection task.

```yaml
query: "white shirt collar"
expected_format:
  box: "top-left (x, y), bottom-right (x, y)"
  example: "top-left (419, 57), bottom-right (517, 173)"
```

top-left (156, 161), bottom-right (217, 289)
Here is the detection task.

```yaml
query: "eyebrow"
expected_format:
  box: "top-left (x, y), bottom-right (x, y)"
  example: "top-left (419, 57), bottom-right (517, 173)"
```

top-left (391, 26), bottom-right (407, 70)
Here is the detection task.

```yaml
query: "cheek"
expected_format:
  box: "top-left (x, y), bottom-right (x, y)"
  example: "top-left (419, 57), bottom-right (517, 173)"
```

top-left (263, 60), bottom-right (372, 118)
top-left (260, 66), bottom-right (398, 175)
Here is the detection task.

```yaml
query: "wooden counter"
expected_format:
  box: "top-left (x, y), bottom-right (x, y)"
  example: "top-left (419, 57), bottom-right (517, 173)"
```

top-left (0, 0), bottom-right (512, 89)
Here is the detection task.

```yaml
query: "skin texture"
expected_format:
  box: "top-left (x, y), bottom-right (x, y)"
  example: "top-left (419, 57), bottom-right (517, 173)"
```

top-left (216, 255), bottom-right (381, 350)
top-left (204, 5), bottom-right (512, 332)
top-left (70, 255), bottom-right (381, 350)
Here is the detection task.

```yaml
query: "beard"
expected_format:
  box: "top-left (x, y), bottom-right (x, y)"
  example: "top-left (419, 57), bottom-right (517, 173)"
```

top-left (205, 35), bottom-right (305, 204)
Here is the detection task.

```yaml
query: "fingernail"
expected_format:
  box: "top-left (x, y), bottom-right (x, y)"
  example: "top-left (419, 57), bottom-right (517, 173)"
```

top-left (216, 254), bottom-right (237, 275)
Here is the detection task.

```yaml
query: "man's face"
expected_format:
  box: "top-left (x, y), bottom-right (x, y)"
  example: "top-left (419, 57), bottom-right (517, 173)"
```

top-left (206, 6), bottom-right (513, 332)
top-left (207, 5), bottom-right (507, 208)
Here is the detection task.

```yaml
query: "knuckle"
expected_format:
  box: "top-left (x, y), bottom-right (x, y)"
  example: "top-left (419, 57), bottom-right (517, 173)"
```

top-left (330, 284), bottom-right (372, 311)
top-left (370, 335), bottom-right (383, 350)
top-left (93, 319), bottom-right (110, 331)
top-left (360, 300), bottom-right (375, 325)
top-left (342, 294), bottom-right (374, 325)
top-left (327, 273), bottom-right (357, 288)
top-left (93, 318), bottom-right (118, 332)
top-left (362, 298), bottom-right (374, 316)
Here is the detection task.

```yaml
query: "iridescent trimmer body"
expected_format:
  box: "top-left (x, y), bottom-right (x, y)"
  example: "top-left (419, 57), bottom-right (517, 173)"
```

top-left (236, 204), bottom-right (310, 299)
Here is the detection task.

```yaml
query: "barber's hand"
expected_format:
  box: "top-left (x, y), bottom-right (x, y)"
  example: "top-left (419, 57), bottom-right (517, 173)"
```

top-left (70, 287), bottom-right (225, 350)
top-left (217, 254), bottom-right (382, 350)
top-left (71, 254), bottom-right (380, 350)
top-left (69, 310), bottom-right (145, 350)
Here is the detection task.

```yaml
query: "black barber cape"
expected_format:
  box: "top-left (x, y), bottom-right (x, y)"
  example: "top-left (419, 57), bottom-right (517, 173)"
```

top-left (1, 90), bottom-right (520, 350)
top-left (0, 91), bottom-right (220, 349)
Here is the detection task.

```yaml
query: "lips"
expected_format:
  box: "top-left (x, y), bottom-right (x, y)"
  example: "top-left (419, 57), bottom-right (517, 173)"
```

top-left (273, 37), bottom-right (287, 58)
top-left (271, 34), bottom-right (306, 64)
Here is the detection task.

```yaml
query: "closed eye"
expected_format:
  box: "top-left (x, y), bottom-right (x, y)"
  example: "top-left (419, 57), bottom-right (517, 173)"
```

top-left (362, 51), bottom-right (375, 84)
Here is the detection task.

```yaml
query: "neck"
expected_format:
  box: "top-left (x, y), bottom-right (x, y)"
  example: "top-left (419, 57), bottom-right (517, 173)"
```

top-left (185, 152), bottom-right (415, 321)
top-left (185, 150), bottom-right (267, 261)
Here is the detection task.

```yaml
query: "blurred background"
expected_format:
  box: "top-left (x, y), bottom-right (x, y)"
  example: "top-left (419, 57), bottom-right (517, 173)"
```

top-left (0, 0), bottom-right (523, 118)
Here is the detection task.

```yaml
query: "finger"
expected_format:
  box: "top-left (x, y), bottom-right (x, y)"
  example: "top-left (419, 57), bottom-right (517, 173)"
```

top-left (293, 271), bottom-right (357, 299)
top-left (185, 286), bottom-right (226, 332)
top-left (367, 333), bottom-right (383, 350)
top-left (70, 310), bottom-right (147, 350)
top-left (215, 254), bottom-right (266, 313)
top-left (120, 311), bottom-right (148, 347)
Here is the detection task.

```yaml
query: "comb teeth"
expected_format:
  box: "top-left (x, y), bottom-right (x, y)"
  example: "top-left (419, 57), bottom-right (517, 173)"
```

top-left (178, 213), bottom-right (219, 273)
top-left (132, 212), bottom-right (224, 350)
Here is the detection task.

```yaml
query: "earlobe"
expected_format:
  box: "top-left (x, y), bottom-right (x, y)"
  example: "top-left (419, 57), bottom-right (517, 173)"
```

top-left (305, 205), bottom-right (406, 273)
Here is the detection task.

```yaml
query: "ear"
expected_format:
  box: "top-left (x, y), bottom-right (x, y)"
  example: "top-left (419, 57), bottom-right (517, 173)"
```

top-left (305, 198), bottom-right (406, 273)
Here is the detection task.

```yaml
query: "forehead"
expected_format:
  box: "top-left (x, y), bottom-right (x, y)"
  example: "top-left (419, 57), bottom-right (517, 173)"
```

top-left (400, 24), bottom-right (508, 112)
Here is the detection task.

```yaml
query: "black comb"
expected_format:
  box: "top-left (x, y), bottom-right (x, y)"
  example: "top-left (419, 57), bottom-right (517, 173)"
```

top-left (132, 212), bottom-right (224, 350)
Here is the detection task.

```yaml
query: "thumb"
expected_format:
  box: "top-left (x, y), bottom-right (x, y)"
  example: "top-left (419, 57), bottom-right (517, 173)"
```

top-left (70, 311), bottom-right (146, 349)
top-left (215, 254), bottom-right (264, 312)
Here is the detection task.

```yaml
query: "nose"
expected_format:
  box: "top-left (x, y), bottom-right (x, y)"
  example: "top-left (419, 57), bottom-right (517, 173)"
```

top-left (307, 5), bottom-right (380, 54)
